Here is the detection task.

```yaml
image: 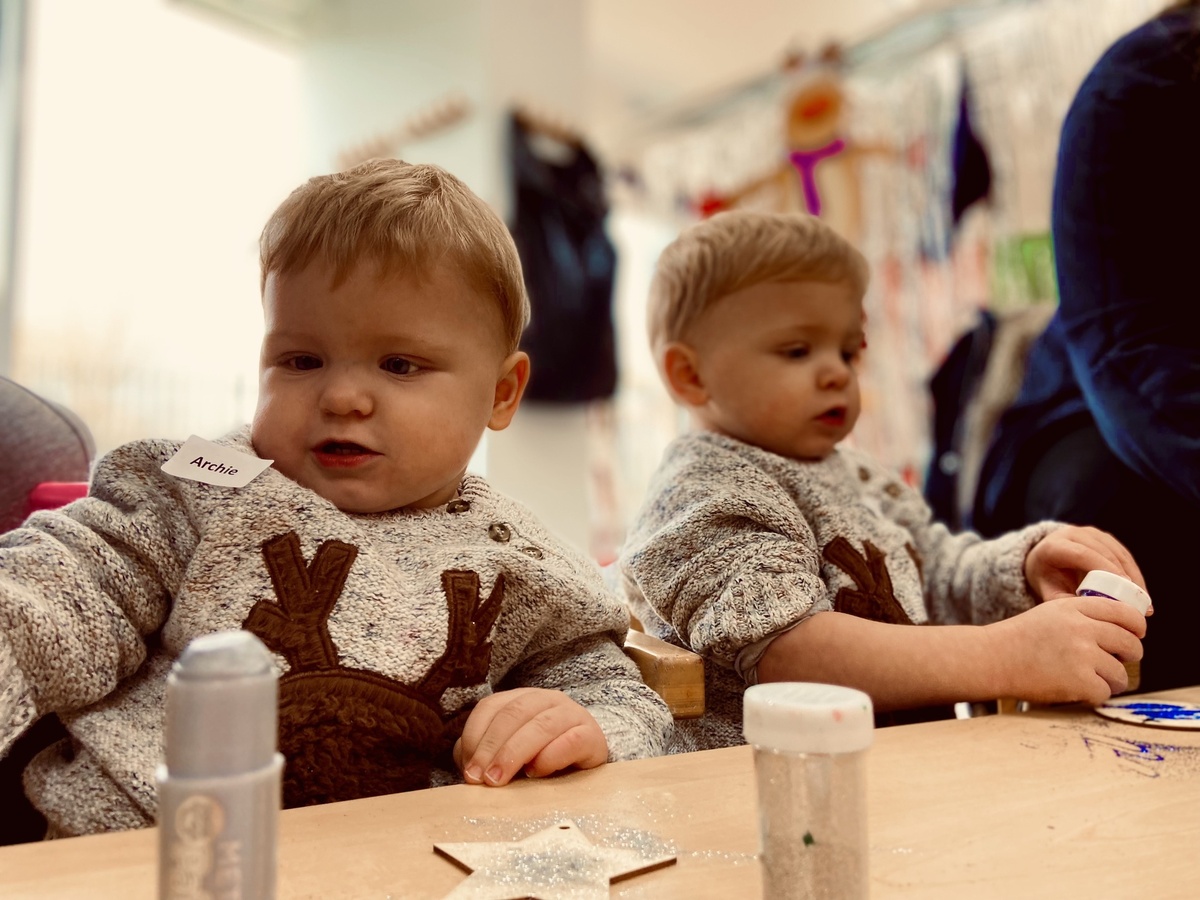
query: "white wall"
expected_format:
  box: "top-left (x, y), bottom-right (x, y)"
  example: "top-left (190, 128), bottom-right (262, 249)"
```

top-left (13, 0), bottom-right (307, 451)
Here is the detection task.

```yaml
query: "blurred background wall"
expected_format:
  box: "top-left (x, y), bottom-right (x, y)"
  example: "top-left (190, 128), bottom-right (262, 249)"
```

top-left (0, 0), bottom-right (1165, 557)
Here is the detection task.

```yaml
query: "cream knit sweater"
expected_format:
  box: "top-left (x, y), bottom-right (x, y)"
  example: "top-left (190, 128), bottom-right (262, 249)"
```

top-left (620, 431), bottom-right (1057, 751)
top-left (0, 428), bottom-right (672, 836)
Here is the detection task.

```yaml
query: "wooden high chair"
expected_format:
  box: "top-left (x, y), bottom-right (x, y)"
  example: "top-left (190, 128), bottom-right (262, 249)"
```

top-left (596, 562), bottom-right (705, 719)
top-left (623, 626), bottom-right (706, 720)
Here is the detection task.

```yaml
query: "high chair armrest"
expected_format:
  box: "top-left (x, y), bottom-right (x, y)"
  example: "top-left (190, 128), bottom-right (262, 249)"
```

top-left (623, 629), bottom-right (705, 719)
top-left (27, 481), bottom-right (89, 516)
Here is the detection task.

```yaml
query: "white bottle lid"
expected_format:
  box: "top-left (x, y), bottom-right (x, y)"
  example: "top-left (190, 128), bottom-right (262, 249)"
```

top-left (743, 682), bottom-right (874, 754)
top-left (1076, 570), bottom-right (1151, 615)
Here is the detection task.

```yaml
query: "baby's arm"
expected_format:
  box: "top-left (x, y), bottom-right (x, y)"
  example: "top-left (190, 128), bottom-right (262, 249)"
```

top-left (450, 510), bottom-right (673, 786)
top-left (0, 442), bottom-right (193, 754)
top-left (759, 595), bottom-right (1145, 709)
top-left (622, 452), bottom-right (829, 674)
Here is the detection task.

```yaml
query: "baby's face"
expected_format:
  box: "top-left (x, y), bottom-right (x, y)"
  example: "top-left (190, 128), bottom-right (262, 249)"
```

top-left (684, 279), bottom-right (864, 461)
top-left (251, 259), bottom-right (513, 513)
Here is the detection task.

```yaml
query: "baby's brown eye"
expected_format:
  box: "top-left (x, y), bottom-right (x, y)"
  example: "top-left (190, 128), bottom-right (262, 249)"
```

top-left (382, 357), bottom-right (416, 375)
top-left (289, 355), bottom-right (321, 371)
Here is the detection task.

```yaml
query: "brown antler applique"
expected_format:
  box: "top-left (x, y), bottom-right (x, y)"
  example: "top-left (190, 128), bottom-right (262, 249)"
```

top-left (241, 532), bottom-right (507, 809)
top-left (419, 571), bottom-right (506, 696)
top-left (822, 536), bottom-right (914, 625)
top-left (244, 532), bottom-right (357, 669)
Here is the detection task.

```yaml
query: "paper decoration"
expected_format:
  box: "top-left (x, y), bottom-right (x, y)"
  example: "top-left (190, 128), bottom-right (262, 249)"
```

top-left (434, 819), bottom-right (677, 899)
top-left (1094, 699), bottom-right (1200, 731)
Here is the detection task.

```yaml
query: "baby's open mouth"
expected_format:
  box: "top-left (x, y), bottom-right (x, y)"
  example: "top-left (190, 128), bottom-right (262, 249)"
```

top-left (816, 407), bottom-right (846, 426)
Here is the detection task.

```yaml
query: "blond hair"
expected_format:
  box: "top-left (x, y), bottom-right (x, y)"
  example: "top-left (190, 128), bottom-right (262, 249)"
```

top-left (648, 210), bottom-right (869, 351)
top-left (259, 159), bottom-right (530, 353)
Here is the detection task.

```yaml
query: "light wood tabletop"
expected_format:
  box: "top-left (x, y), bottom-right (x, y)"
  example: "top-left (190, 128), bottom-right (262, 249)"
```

top-left (1, 686), bottom-right (1198, 899)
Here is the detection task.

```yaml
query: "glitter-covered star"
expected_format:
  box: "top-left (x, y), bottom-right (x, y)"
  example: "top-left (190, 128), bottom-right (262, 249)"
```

top-left (433, 819), bottom-right (677, 899)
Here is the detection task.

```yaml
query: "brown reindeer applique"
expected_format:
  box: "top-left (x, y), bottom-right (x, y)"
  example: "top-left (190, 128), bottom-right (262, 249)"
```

top-left (822, 536), bottom-right (914, 625)
top-left (242, 531), bottom-right (505, 808)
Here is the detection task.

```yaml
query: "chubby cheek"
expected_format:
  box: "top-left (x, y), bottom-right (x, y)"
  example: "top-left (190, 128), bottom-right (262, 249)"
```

top-left (844, 384), bottom-right (863, 430)
top-left (251, 395), bottom-right (300, 471)
top-left (746, 384), bottom-right (800, 432)
top-left (431, 415), bottom-right (488, 470)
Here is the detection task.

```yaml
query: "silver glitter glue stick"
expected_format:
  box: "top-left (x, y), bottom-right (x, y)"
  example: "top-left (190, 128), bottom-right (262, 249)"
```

top-left (157, 630), bottom-right (284, 900)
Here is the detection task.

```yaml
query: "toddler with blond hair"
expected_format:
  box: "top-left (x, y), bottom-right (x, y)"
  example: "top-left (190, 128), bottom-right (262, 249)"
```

top-left (620, 209), bottom-right (1148, 750)
top-left (0, 159), bottom-right (671, 836)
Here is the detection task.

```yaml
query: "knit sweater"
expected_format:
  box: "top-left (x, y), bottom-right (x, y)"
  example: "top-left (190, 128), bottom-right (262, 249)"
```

top-left (619, 431), bottom-right (1057, 751)
top-left (0, 428), bottom-right (672, 836)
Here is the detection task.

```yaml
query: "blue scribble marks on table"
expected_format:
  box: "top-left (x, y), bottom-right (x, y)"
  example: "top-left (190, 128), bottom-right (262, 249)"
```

top-left (1115, 702), bottom-right (1200, 722)
top-left (1080, 733), bottom-right (1183, 778)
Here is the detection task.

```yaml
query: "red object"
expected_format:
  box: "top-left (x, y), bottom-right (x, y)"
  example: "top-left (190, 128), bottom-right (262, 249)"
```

top-left (696, 192), bottom-right (729, 218)
top-left (27, 481), bottom-right (88, 515)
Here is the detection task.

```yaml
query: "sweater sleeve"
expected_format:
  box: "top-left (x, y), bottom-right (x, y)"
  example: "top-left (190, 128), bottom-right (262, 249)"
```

top-left (620, 441), bottom-right (828, 670)
top-left (502, 631), bottom-right (673, 762)
top-left (0, 440), bottom-right (195, 756)
top-left (490, 521), bottom-right (673, 763)
top-left (866, 454), bottom-right (1060, 625)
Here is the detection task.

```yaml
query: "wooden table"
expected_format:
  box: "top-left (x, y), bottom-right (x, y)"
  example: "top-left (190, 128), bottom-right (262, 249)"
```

top-left (2, 686), bottom-right (1198, 899)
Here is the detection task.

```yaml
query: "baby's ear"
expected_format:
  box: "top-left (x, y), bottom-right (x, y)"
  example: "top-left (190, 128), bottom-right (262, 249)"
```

top-left (661, 342), bottom-right (708, 407)
top-left (488, 351), bottom-right (530, 431)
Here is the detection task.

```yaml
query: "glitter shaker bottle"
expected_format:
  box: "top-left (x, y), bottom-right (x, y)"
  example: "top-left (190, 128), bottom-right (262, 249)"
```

top-left (744, 682), bottom-right (874, 900)
top-left (157, 630), bottom-right (284, 900)
top-left (1076, 569), bottom-right (1152, 693)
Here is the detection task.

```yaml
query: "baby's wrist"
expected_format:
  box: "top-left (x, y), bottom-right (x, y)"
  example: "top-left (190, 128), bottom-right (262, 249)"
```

top-left (976, 620), bottom-right (1016, 699)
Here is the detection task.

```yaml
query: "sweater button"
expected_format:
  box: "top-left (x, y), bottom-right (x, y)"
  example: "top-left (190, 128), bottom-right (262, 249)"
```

top-left (447, 498), bottom-right (471, 514)
top-left (519, 546), bottom-right (544, 559)
top-left (488, 522), bottom-right (512, 542)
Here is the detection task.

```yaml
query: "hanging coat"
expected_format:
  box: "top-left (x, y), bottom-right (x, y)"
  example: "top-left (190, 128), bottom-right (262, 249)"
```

top-left (508, 113), bottom-right (618, 404)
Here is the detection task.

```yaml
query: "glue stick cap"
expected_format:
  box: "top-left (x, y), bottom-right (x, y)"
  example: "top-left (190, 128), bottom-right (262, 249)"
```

top-left (1076, 570), bottom-right (1151, 615)
top-left (165, 630), bottom-right (279, 778)
top-left (743, 682), bottom-right (874, 754)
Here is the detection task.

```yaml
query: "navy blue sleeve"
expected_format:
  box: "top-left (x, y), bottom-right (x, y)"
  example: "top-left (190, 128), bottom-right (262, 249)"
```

top-left (1051, 14), bottom-right (1200, 506)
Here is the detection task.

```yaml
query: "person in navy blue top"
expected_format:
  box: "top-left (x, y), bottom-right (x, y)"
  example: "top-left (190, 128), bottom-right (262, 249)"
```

top-left (973, 1), bottom-right (1200, 693)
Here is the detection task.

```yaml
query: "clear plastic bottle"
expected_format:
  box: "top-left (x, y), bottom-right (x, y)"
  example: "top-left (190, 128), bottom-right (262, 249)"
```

top-left (1076, 569), bottom-right (1152, 693)
top-left (744, 682), bottom-right (874, 900)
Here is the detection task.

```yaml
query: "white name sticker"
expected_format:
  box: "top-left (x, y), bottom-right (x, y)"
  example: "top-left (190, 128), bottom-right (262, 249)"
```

top-left (161, 435), bottom-right (274, 488)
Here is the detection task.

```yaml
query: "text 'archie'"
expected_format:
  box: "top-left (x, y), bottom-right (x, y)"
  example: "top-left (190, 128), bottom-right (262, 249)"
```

top-left (190, 456), bottom-right (239, 476)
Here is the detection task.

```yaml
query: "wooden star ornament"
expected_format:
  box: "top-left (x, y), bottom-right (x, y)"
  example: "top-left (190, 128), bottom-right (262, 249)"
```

top-left (433, 819), bottom-right (677, 899)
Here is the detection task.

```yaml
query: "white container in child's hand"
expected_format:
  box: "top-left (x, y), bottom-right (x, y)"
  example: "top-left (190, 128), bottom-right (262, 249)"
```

top-left (744, 682), bottom-right (874, 900)
top-left (1076, 570), bottom-right (1152, 693)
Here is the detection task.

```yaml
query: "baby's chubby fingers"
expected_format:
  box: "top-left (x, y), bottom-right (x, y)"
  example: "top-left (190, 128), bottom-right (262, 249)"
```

top-left (1076, 593), bottom-right (1148, 640)
top-left (522, 716), bottom-right (607, 779)
top-left (1025, 526), bottom-right (1148, 603)
top-left (456, 688), bottom-right (607, 787)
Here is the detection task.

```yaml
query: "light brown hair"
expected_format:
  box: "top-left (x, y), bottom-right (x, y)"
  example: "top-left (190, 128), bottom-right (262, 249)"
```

top-left (259, 159), bottom-right (530, 353)
top-left (647, 210), bottom-right (869, 352)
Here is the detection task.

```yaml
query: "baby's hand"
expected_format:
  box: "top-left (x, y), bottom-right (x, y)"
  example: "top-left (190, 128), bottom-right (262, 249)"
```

top-left (987, 595), bottom-right (1146, 705)
top-left (1024, 525), bottom-right (1150, 612)
top-left (454, 688), bottom-right (608, 787)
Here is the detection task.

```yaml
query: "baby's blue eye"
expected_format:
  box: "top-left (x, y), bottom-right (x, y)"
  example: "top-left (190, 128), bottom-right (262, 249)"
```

top-left (382, 357), bottom-right (417, 375)
top-left (785, 347), bottom-right (809, 359)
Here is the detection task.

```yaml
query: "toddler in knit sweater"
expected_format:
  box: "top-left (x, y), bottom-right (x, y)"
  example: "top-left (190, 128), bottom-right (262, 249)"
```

top-left (0, 159), bottom-right (671, 836)
top-left (619, 210), bottom-right (1149, 751)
